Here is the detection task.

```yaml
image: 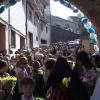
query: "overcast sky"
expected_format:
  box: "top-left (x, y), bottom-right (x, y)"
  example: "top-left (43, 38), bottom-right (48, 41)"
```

top-left (50, 0), bottom-right (77, 19)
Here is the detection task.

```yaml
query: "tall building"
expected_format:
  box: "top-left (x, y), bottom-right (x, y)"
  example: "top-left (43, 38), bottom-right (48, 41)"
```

top-left (51, 15), bottom-right (81, 34)
top-left (0, 0), bottom-right (51, 53)
top-left (51, 15), bottom-right (80, 43)
top-left (26, 0), bottom-right (51, 48)
top-left (37, 0), bottom-right (51, 47)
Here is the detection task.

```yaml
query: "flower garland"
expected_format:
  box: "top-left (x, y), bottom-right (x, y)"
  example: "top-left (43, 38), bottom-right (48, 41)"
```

top-left (58, 0), bottom-right (99, 54)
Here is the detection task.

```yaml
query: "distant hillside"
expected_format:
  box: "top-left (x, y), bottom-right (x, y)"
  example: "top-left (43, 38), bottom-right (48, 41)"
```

top-left (51, 25), bottom-right (80, 43)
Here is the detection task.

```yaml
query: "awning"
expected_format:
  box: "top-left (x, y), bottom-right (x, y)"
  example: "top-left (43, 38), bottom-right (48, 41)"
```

top-left (0, 0), bottom-right (19, 13)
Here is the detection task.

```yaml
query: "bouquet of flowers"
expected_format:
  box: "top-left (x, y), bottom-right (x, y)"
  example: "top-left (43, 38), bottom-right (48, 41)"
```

top-left (82, 70), bottom-right (98, 95)
top-left (82, 70), bottom-right (98, 83)
top-left (1, 76), bottom-right (17, 94)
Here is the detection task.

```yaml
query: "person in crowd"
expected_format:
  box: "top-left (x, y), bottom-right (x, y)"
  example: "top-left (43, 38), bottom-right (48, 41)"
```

top-left (15, 57), bottom-right (29, 79)
top-left (45, 56), bottom-right (89, 100)
top-left (74, 50), bottom-right (93, 76)
top-left (1, 49), bottom-right (7, 57)
top-left (17, 78), bottom-right (36, 100)
top-left (0, 59), bottom-right (9, 77)
top-left (0, 53), bottom-right (3, 60)
top-left (91, 55), bottom-right (100, 72)
top-left (32, 61), bottom-right (44, 98)
top-left (44, 58), bottom-right (56, 82)
top-left (0, 60), bottom-right (7, 100)
top-left (0, 59), bottom-right (15, 100)
top-left (74, 50), bottom-right (97, 96)
top-left (14, 57), bottom-right (29, 96)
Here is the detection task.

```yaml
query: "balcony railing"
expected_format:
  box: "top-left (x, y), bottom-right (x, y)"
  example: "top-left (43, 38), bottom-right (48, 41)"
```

top-left (28, 0), bottom-right (50, 23)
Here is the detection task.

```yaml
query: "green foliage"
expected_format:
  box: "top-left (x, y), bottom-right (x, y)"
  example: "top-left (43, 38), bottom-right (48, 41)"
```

top-left (23, 50), bottom-right (34, 65)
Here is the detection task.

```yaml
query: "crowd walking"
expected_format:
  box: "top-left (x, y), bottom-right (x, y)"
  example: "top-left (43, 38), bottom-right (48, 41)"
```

top-left (0, 42), bottom-right (100, 100)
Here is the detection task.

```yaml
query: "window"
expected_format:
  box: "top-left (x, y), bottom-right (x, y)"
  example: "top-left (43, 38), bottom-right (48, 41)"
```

top-left (11, 30), bottom-right (16, 48)
top-left (41, 39), bottom-right (47, 44)
top-left (29, 10), bottom-right (32, 22)
top-left (56, 24), bottom-right (60, 27)
top-left (46, 26), bottom-right (48, 33)
top-left (67, 24), bottom-right (69, 28)
top-left (20, 36), bottom-right (25, 49)
top-left (34, 15), bottom-right (38, 26)
top-left (36, 36), bottom-right (38, 41)
top-left (29, 32), bottom-right (33, 49)
top-left (41, 22), bottom-right (44, 32)
top-left (65, 24), bottom-right (70, 29)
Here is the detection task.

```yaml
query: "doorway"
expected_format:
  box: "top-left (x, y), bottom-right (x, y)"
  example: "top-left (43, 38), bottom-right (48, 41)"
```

top-left (0, 23), bottom-right (6, 51)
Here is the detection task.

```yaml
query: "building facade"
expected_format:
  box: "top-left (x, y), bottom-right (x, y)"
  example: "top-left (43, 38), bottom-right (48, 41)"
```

top-left (51, 15), bottom-right (81, 34)
top-left (0, 0), bottom-right (26, 53)
top-left (51, 16), bottom-right (80, 43)
top-left (0, 0), bottom-right (51, 53)
top-left (36, 0), bottom-right (51, 47)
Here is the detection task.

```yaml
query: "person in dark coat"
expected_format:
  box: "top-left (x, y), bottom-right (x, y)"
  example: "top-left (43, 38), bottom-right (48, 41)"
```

top-left (45, 56), bottom-right (90, 100)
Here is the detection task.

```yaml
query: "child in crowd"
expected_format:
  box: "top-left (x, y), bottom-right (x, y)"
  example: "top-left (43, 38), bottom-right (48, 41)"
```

top-left (20, 78), bottom-right (36, 100)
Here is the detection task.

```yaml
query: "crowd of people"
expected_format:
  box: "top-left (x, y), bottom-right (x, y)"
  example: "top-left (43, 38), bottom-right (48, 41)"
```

top-left (0, 42), bottom-right (100, 100)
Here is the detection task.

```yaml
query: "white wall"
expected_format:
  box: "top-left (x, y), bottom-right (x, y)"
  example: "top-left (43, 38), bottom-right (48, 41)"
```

top-left (5, 25), bottom-right (9, 53)
top-left (27, 21), bottom-right (39, 48)
top-left (10, 1), bottom-right (26, 35)
top-left (27, 4), bottom-right (39, 48)
top-left (0, 1), bottom-right (26, 53)
top-left (0, 8), bottom-right (8, 22)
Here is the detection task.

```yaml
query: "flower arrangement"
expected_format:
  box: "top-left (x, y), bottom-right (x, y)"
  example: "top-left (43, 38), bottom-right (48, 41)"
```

top-left (1, 76), bottom-right (17, 94)
top-left (82, 71), bottom-right (98, 82)
top-left (82, 70), bottom-right (99, 95)
top-left (62, 77), bottom-right (71, 88)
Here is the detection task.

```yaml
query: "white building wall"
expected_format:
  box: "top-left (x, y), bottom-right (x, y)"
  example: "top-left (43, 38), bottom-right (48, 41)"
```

top-left (0, 8), bottom-right (9, 52)
top-left (10, 1), bottom-right (26, 36)
top-left (27, 4), bottom-right (39, 48)
top-left (16, 34), bottom-right (20, 50)
top-left (27, 21), bottom-right (39, 48)
top-left (39, 0), bottom-right (51, 47)
top-left (5, 25), bottom-right (9, 52)
top-left (0, 1), bottom-right (26, 53)
top-left (0, 8), bottom-right (8, 22)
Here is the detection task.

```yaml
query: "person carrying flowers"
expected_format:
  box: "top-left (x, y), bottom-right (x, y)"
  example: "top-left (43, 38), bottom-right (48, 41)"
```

top-left (0, 59), bottom-right (17, 100)
top-left (45, 56), bottom-right (89, 100)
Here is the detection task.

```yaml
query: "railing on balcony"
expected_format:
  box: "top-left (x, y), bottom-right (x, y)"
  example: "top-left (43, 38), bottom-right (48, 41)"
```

top-left (35, 0), bottom-right (44, 15)
top-left (28, 0), bottom-right (50, 23)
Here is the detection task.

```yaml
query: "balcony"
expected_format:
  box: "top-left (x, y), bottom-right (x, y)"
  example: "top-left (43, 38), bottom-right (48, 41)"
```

top-left (28, 0), bottom-right (49, 23)
top-left (28, 0), bottom-right (43, 17)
